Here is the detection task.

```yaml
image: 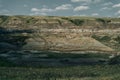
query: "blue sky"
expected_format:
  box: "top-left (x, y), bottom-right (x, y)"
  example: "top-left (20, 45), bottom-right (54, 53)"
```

top-left (0, 0), bottom-right (120, 17)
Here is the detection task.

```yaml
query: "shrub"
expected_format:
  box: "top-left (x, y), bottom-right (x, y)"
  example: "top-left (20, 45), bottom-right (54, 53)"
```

top-left (96, 18), bottom-right (106, 24)
top-left (109, 55), bottom-right (120, 64)
top-left (114, 36), bottom-right (120, 44)
top-left (0, 16), bottom-right (8, 24)
top-left (0, 56), bottom-right (16, 67)
top-left (92, 35), bottom-right (111, 42)
top-left (69, 19), bottom-right (84, 26)
top-left (61, 17), bottom-right (84, 26)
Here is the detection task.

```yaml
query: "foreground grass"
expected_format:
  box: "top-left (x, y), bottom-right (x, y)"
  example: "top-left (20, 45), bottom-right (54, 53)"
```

top-left (0, 64), bottom-right (120, 80)
top-left (0, 52), bottom-right (120, 80)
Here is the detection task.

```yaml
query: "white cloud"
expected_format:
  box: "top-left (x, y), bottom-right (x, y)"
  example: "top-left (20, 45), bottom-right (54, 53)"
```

top-left (71, 0), bottom-right (90, 3)
top-left (31, 7), bottom-right (54, 16)
top-left (24, 4), bottom-right (28, 7)
top-left (29, 12), bottom-right (47, 16)
top-left (73, 14), bottom-right (86, 16)
top-left (42, 5), bottom-right (48, 8)
top-left (71, 0), bottom-right (100, 3)
top-left (92, 0), bottom-right (101, 3)
top-left (2, 9), bottom-right (10, 13)
top-left (92, 13), bottom-right (99, 16)
top-left (31, 4), bottom-right (73, 14)
top-left (3, 14), bottom-right (11, 16)
top-left (55, 4), bottom-right (73, 10)
top-left (114, 10), bottom-right (120, 15)
top-left (112, 3), bottom-right (120, 8)
top-left (81, 3), bottom-right (88, 6)
top-left (31, 8), bottom-right (40, 12)
top-left (103, 2), bottom-right (113, 6)
top-left (40, 8), bottom-right (54, 12)
top-left (117, 10), bottom-right (120, 14)
top-left (79, 14), bottom-right (87, 16)
top-left (31, 7), bottom-right (54, 13)
top-left (0, 9), bottom-right (10, 15)
top-left (0, 9), bottom-right (10, 14)
top-left (40, 13), bottom-right (47, 15)
top-left (74, 6), bottom-right (89, 11)
top-left (100, 7), bottom-right (111, 11)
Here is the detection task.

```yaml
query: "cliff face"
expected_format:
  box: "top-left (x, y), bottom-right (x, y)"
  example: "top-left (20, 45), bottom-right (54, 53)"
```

top-left (0, 16), bottom-right (75, 30)
top-left (1, 16), bottom-right (120, 30)
top-left (0, 16), bottom-right (120, 52)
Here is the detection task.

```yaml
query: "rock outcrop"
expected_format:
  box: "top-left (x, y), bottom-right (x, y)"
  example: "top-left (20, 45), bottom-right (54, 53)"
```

top-left (0, 16), bottom-right (120, 52)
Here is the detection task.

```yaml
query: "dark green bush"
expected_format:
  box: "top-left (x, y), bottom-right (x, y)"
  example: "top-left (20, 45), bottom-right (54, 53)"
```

top-left (96, 18), bottom-right (111, 28)
top-left (109, 55), bottom-right (120, 64)
top-left (61, 17), bottom-right (84, 26)
top-left (96, 18), bottom-right (106, 24)
top-left (0, 57), bottom-right (16, 67)
top-left (57, 20), bottom-right (62, 25)
top-left (0, 35), bottom-right (29, 47)
top-left (26, 17), bottom-right (37, 24)
top-left (92, 35), bottom-right (111, 42)
top-left (69, 19), bottom-right (84, 26)
top-left (0, 16), bottom-right (8, 24)
top-left (114, 36), bottom-right (120, 44)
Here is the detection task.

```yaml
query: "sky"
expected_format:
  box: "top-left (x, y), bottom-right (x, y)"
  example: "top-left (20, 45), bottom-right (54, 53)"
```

top-left (0, 0), bottom-right (120, 17)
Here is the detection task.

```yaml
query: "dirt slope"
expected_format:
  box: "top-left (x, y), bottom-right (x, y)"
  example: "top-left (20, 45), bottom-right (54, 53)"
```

top-left (23, 32), bottom-right (114, 52)
top-left (0, 15), bottom-right (120, 52)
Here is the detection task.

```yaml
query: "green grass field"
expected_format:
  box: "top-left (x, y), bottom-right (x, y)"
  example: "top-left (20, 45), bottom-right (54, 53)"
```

top-left (0, 52), bottom-right (120, 80)
top-left (0, 65), bottom-right (120, 80)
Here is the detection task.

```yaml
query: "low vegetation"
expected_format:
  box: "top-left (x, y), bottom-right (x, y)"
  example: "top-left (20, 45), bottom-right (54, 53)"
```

top-left (27, 51), bottom-right (110, 59)
top-left (0, 34), bottom-right (29, 48)
top-left (62, 17), bottom-right (84, 26)
top-left (0, 64), bottom-right (120, 80)
top-left (92, 35), bottom-right (111, 42)
top-left (0, 15), bottom-right (9, 24)
top-left (109, 55), bottom-right (120, 64)
top-left (0, 51), bottom-right (120, 80)
top-left (0, 56), bottom-right (16, 67)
